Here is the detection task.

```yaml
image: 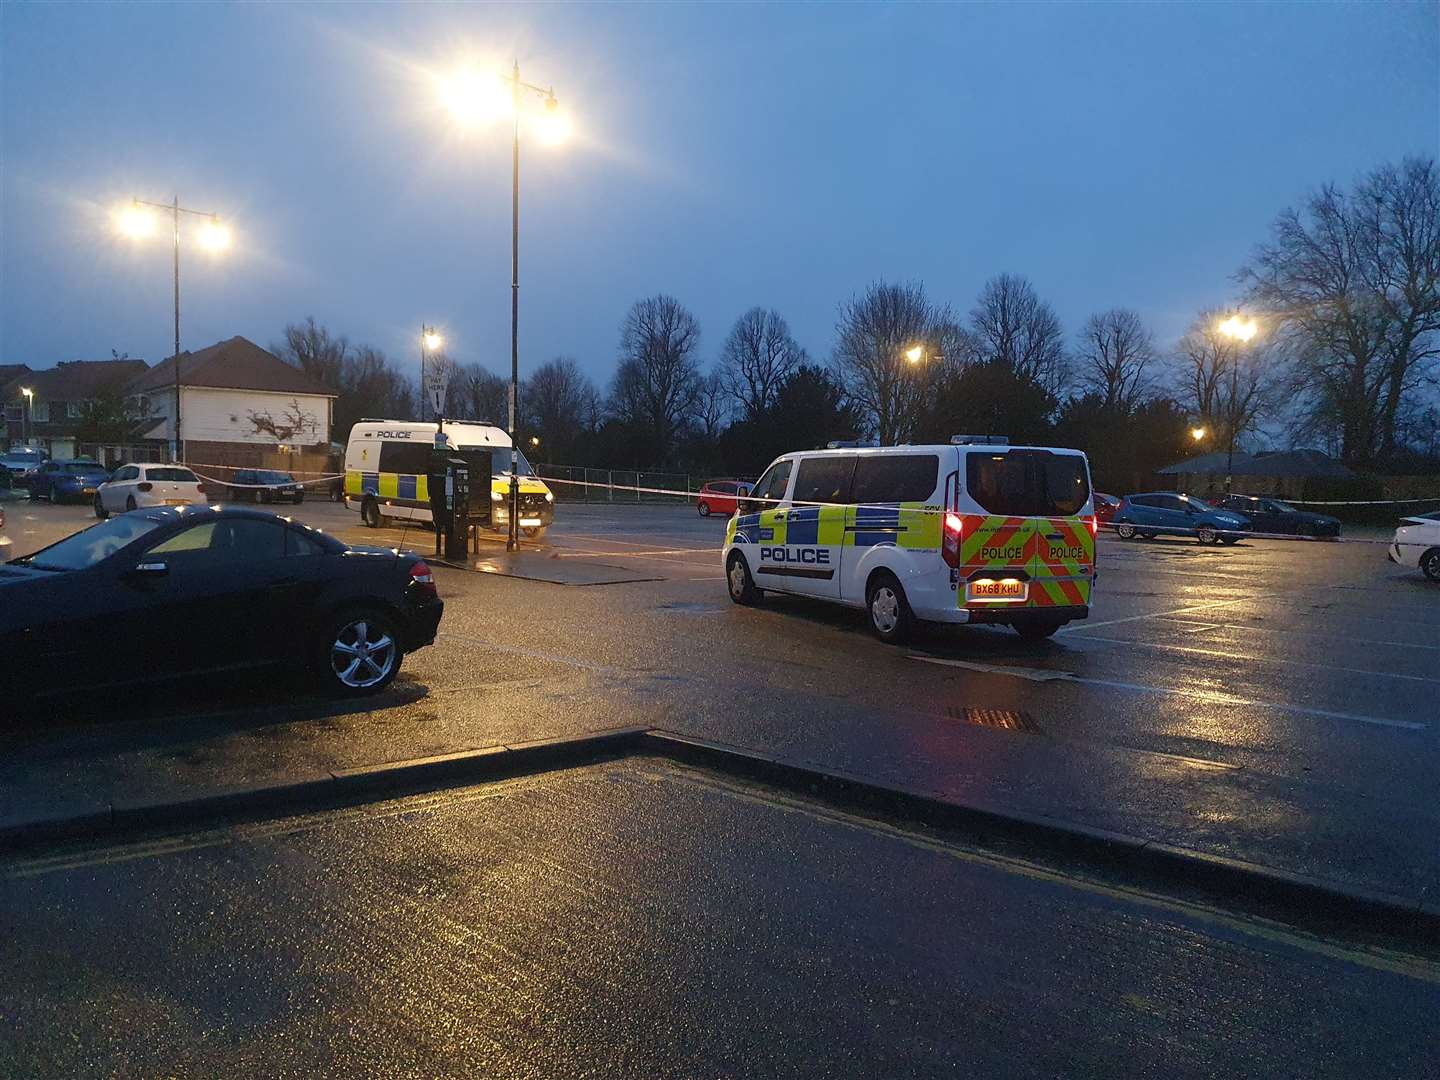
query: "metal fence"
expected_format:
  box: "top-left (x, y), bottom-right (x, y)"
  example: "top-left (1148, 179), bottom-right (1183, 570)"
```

top-left (535, 464), bottom-right (696, 504)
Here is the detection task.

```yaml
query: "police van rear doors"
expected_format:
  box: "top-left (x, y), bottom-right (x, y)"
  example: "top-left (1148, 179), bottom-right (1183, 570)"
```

top-left (958, 448), bottom-right (1094, 610)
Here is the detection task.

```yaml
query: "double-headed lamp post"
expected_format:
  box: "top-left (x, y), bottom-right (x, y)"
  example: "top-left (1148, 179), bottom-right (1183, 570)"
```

top-left (118, 197), bottom-right (231, 462)
top-left (1216, 315), bottom-right (1259, 494)
top-left (421, 327), bottom-right (443, 420)
top-left (440, 61), bottom-right (570, 550)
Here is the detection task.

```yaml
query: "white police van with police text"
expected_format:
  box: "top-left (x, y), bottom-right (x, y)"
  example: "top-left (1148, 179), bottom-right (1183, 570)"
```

top-left (722, 437), bottom-right (1097, 643)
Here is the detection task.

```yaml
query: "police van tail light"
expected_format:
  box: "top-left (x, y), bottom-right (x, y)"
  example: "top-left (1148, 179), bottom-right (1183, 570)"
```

top-left (1087, 513), bottom-right (1098, 538)
top-left (941, 512), bottom-right (964, 568)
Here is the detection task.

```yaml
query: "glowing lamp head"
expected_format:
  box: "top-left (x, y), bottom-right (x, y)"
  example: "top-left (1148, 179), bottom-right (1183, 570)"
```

top-left (198, 218), bottom-right (231, 252)
top-left (1190, 426), bottom-right (1207, 442)
top-left (423, 331), bottom-right (443, 351)
top-left (117, 203), bottom-right (154, 239)
top-left (905, 345), bottom-right (924, 364)
top-left (1218, 315), bottom-right (1258, 343)
top-left (529, 436), bottom-right (540, 447)
top-left (440, 69), bottom-right (509, 126)
top-left (532, 96), bottom-right (571, 146)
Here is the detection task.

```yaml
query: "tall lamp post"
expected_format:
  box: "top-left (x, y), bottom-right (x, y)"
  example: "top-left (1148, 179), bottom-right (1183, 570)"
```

top-left (20, 387), bottom-right (33, 445)
top-left (420, 326), bottom-right (443, 420)
top-left (119, 198), bottom-right (230, 462)
top-left (1217, 315), bottom-right (1258, 494)
top-left (441, 62), bottom-right (570, 550)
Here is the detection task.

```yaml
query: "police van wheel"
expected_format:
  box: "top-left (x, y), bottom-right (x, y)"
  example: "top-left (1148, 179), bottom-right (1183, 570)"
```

top-left (866, 572), bottom-right (913, 645)
top-left (1115, 522), bottom-right (1136, 540)
top-left (726, 553), bottom-right (762, 606)
top-left (361, 497), bottom-right (383, 529)
top-left (522, 526), bottom-right (546, 541)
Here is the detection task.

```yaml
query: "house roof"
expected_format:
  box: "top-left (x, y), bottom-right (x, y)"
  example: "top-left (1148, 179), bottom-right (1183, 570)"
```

top-left (1159, 449), bottom-right (1354, 479)
top-left (3, 359), bottom-right (148, 400)
top-left (128, 336), bottom-right (336, 398)
top-left (0, 364), bottom-right (32, 394)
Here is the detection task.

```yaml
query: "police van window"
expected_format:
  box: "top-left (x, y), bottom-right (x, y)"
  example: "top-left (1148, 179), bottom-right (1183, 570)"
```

top-left (966, 450), bottom-right (1089, 517)
top-left (750, 460), bottom-right (793, 506)
top-left (379, 442), bottom-right (430, 476)
top-left (792, 456), bottom-right (855, 506)
top-left (851, 454), bottom-right (939, 505)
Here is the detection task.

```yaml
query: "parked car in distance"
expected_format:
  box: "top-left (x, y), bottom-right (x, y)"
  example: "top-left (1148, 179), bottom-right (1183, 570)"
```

top-left (228, 468), bottom-right (306, 504)
top-left (1388, 511), bottom-right (1440, 582)
top-left (1094, 492), bottom-right (1121, 526)
top-left (1215, 494), bottom-right (1340, 538)
top-left (27, 459), bottom-right (112, 504)
top-left (696, 480), bottom-right (753, 518)
top-left (95, 463), bottom-right (208, 518)
top-left (1112, 492), bottom-right (1250, 544)
top-left (2, 506), bottom-right (443, 698)
top-left (0, 447), bottom-right (48, 486)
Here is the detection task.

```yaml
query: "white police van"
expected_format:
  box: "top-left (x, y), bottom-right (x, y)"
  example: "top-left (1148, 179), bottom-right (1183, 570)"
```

top-left (722, 437), bottom-right (1097, 643)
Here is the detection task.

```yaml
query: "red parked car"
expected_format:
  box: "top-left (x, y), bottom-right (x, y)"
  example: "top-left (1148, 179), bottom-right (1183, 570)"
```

top-left (1094, 492), bottom-right (1121, 526)
top-left (696, 480), bottom-right (752, 518)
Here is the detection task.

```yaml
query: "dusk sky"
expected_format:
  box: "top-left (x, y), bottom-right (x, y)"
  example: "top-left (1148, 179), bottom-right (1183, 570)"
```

top-left (3, 1), bottom-right (1436, 391)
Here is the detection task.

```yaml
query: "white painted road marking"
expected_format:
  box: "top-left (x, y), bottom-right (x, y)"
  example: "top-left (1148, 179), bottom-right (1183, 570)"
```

top-left (908, 655), bottom-right (1425, 731)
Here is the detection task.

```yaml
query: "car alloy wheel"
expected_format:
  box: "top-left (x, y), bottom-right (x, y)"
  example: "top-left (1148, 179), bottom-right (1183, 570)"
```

top-left (1422, 549), bottom-right (1440, 583)
top-left (94, 494), bottom-right (108, 520)
top-left (1115, 522), bottom-right (1136, 540)
top-left (698, 501), bottom-right (711, 517)
top-left (329, 615), bottom-right (398, 690)
top-left (1196, 525), bottom-right (1218, 545)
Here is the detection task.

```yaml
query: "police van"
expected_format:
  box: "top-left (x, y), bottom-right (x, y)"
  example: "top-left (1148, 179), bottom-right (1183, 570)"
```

top-left (343, 420), bottom-right (556, 538)
top-left (722, 437), bottom-right (1096, 643)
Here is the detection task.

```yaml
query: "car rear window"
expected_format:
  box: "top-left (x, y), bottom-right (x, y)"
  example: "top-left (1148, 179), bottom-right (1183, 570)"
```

top-left (148, 467), bottom-right (199, 482)
top-left (966, 450), bottom-right (1089, 517)
top-left (851, 454), bottom-right (939, 505)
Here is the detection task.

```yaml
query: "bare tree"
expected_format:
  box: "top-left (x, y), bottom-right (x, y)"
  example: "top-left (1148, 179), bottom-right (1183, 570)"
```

top-left (1241, 156), bottom-right (1440, 465)
top-left (449, 364), bottom-right (508, 423)
top-left (611, 295), bottom-right (702, 459)
top-left (969, 274), bottom-right (1067, 393)
top-left (273, 317), bottom-right (348, 390)
top-left (522, 356), bottom-right (599, 462)
top-left (1074, 308), bottom-right (1157, 413)
top-left (832, 280), bottom-right (947, 444)
top-left (1174, 308), bottom-right (1271, 451)
top-left (719, 308), bottom-right (806, 420)
top-left (690, 370), bottom-right (731, 441)
top-left (335, 345), bottom-right (415, 437)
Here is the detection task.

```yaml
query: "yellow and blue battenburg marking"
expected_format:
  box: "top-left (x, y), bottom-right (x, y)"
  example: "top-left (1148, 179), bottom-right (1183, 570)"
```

top-left (730, 502), bottom-right (942, 548)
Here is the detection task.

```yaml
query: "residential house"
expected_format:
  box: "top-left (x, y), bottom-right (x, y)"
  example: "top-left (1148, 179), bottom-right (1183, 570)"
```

top-left (0, 364), bottom-right (33, 446)
top-left (1159, 449), bottom-right (1355, 499)
top-left (128, 336), bottom-right (338, 474)
top-left (0, 359), bottom-right (149, 460)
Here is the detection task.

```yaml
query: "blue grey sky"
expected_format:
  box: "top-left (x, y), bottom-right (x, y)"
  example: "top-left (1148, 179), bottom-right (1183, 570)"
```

top-left (3, 1), bottom-right (1436, 391)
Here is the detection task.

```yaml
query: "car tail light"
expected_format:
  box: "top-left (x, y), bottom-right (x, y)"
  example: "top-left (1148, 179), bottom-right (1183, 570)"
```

top-left (941, 512), bottom-right (964, 568)
top-left (137, 482), bottom-right (153, 492)
top-left (409, 559), bottom-right (438, 597)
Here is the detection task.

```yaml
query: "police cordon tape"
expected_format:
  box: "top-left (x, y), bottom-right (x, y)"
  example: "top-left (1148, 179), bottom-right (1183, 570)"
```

top-left (171, 463), bottom-right (1430, 548)
top-left (532, 474), bottom-right (1431, 548)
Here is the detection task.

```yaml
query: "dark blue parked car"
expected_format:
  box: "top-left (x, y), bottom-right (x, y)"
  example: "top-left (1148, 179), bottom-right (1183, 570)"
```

top-left (1112, 492), bottom-right (1250, 545)
top-left (28, 460), bottom-right (113, 504)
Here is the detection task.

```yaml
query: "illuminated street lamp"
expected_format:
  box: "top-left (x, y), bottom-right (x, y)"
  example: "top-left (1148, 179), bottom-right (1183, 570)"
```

top-left (420, 326), bottom-right (443, 420)
top-left (20, 387), bottom-right (33, 445)
top-left (905, 345), bottom-right (924, 365)
top-left (1190, 426), bottom-right (1207, 442)
top-left (1217, 314), bottom-right (1260, 494)
top-left (529, 435), bottom-right (540, 448)
top-left (119, 196), bottom-right (231, 462)
top-left (440, 60), bottom-right (570, 550)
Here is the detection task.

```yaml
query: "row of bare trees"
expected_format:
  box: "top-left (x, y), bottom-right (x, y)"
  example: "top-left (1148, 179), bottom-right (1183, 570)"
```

top-left (278, 156), bottom-right (1437, 474)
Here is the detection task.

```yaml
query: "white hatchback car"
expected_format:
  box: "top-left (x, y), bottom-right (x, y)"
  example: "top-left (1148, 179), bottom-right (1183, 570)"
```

top-left (95, 463), bottom-right (209, 518)
top-left (1388, 511), bottom-right (1440, 582)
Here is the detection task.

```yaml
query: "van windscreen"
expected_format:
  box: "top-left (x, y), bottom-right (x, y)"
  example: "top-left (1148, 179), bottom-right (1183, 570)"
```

top-left (966, 450), bottom-right (1088, 517)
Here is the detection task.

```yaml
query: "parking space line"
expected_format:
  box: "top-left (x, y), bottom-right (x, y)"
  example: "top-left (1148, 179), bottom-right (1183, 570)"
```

top-left (1151, 618), bottom-right (1440, 653)
top-left (909, 656), bottom-right (1425, 731)
top-left (1060, 594), bottom-right (1271, 633)
top-left (1066, 633), bottom-right (1440, 685)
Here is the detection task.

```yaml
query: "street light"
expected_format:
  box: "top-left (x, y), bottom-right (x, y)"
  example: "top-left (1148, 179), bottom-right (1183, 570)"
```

top-left (440, 60), bottom-right (570, 550)
top-left (120, 196), bottom-right (230, 462)
top-left (420, 326), bottom-right (442, 420)
top-left (1216, 314), bottom-right (1260, 494)
top-left (20, 387), bottom-right (33, 445)
top-left (1190, 426), bottom-right (1207, 442)
top-left (905, 345), bottom-right (924, 365)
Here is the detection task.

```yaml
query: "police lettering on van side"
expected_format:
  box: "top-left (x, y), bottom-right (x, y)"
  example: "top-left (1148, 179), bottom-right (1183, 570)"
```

top-left (760, 547), bottom-right (830, 565)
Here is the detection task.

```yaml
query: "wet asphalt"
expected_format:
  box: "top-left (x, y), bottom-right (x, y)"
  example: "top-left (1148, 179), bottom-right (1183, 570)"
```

top-left (4, 758), bottom-right (1436, 1079)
